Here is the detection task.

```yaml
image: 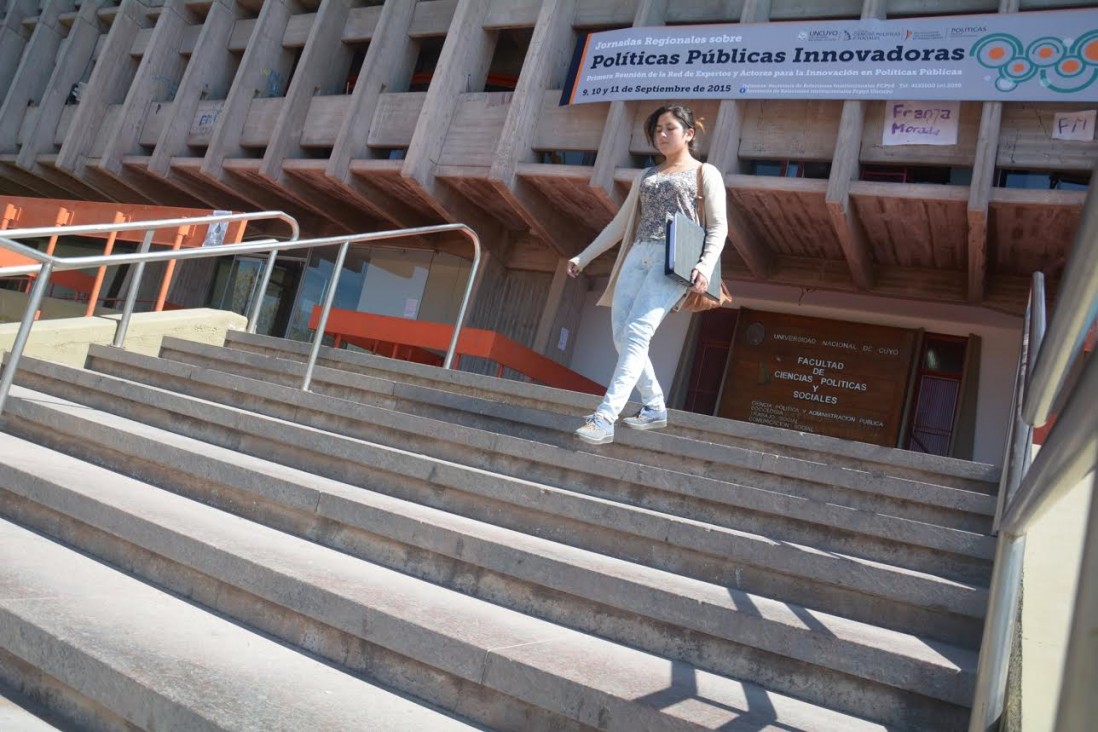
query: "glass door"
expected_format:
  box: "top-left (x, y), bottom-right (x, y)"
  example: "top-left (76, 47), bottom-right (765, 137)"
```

top-left (209, 255), bottom-right (303, 336)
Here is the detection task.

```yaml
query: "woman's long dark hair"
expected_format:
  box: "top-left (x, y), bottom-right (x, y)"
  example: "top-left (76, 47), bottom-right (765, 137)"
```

top-left (644, 104), bottom-right (703, 155)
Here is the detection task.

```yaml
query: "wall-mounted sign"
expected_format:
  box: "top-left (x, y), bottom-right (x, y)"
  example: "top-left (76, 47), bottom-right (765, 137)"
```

top-left (882, 101), bottom-right (960, 145)
top-left (563, 8), bottom-right (1098, 104)
top-left (1052, 110), bottom-right (1096, 140)
top-left (200, 211), bottom-right (233, 247)
top-left (717, 309), bottom-right (918, 446)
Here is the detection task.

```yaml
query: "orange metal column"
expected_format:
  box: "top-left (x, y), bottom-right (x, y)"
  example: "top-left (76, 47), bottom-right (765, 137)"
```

top-left (84, 211), bottom-right (128, 317)
top-left (27, 207), bottom-right (73, 293)
top-left (154, 225), bottom-right (194, 312)
top-left (0, 203), bottom-right (18, 229)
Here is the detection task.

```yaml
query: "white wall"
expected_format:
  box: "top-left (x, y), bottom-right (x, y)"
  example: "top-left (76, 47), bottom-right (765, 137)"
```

top-left (570, 282), bottom-right (694, 405)
top-left (357, 250), bottom-right (432, 318)
top-left (1019, 468), bottom-right (1094, 732)
top-left (569, 277), bottom-right (1022, 466)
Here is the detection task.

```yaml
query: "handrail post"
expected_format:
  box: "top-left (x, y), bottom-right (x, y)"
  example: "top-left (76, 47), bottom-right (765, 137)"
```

top-left (303, 241), bottom-right (349, 392)
top-left (970, 271), bottom-right (1048, 730)
top-left (993, 273), bottom-right (1045, 532)
top-left (1023, 179), bottom-right (1098, 427)
top-left (444, 228), bottom-right (481, 369)
top-left (0, 260), bottom-right (55, 416)
top-left (113, 229), bottom-right (157, 348)
top-left (968, 531), bottom-right (1027, 732)
top-left (1052, 470), bottom-right (1098, 731)
top-left (247, 249), bottom-right (280, 333)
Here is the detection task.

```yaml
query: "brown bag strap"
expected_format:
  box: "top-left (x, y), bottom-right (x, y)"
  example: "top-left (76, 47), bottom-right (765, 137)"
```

top-left (695, 165), bottom-right (706, 228)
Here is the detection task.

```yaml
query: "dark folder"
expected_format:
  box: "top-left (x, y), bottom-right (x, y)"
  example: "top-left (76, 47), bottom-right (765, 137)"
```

top-left (665, 212), bottom-right (720, 302)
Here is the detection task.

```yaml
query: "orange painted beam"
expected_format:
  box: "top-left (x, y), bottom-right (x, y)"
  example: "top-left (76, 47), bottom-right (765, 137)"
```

top-left (309, 308), bottom-right (604, 395)
top-left (0, 203), bottom-right (36, 269)
top-left (0, 195), bottom-right (244, 248)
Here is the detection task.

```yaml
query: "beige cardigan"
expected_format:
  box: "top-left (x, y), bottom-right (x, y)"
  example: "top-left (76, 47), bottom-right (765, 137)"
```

top-left (570, 163), bottom-right (728, 307)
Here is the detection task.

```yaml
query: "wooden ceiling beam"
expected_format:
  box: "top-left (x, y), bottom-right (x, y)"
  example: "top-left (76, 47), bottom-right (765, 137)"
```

top-left (722, 254), bottom-right (1038, 315)
top-left (14, 3), bottom-right (100, 185)
top-left (0, 0), bottom-right (68, 156)
top-left (55, 0), bottom-right (149, 188)
top-left (147, 1), bottom-right (240, 179)
top-left (488, 0), bottom-right (586, 257)
top-left (589, 0), bottom-right (667, 209)
top-left (398, 0), bottom-right (507, 245)
top-left (707, 0), bottom-right (774, 280)
top-left (824, 0), bottom-right (885, 291)
top-left (967, 103), bottom-right (1001, 305)
top-left (967, 0), bottom-right (1019, 303)
top-left (326, 0), bottom-right (417, 180)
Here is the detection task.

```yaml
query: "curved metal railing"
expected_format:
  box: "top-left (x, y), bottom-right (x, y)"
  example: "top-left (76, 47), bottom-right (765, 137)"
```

top-left (0, 211), bottom-right (481, 414)
top-left (969, 185), bottom-right (1098, 731)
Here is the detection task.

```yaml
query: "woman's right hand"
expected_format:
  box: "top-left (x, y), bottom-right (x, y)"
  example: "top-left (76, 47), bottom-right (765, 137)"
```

top-left (567, 260), bottom-right (582, 278)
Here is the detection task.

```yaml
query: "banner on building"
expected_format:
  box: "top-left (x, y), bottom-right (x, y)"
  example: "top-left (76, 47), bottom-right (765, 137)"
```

top-left (562, 8), bottom-right (1098, 104)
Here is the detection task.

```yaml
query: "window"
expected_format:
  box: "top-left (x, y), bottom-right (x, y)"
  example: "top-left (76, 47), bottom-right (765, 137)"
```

top-left (538, 150), bottom-right (596, 166)
top-left (484, 28), bottom-right (532, 92)
top-left (750, 160), bottom-right (832, 179)
top-left (409, 37), bottom-right (445, 92)
top-left (997, 169), bottom-right (1090, 190)
top-left (860, 164), bottom-right (971, 185)
top-left (905, 335), bottom-right (967, 456)
top-left (343, 43), bottom-right (370, 94)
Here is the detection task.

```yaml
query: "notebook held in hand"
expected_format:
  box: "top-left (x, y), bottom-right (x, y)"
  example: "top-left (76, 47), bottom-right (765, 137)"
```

top-left (665, 211), bottom-right (720, 302)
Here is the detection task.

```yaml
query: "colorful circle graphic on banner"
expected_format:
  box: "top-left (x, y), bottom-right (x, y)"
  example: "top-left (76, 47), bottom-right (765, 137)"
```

top-left (974, 34), bottom-right (1023, 68)
top-left (973, 31), bottom-right (1098, 93)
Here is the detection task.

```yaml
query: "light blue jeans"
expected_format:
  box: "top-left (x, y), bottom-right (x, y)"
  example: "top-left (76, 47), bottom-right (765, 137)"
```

top-left (595, 239), bottom-right (688, 422)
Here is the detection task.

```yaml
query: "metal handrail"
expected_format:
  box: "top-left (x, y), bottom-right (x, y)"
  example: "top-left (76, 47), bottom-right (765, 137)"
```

top-left (1022, 180), bottom-right (1098, 428)
top-left (991, 274), bottom-right (1045, 534)
top-left (0, 215), bottom-right (481, 416)
top-left (0, 210), bottom-right (301, 414)
top-left (969, 260), bottom-right (1098, 726)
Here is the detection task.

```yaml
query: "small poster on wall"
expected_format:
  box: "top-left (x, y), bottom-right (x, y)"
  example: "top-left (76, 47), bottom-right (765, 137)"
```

top-left (1051, 110), bottom-right (1096, 141)
top-left (882, 101), bottom-right (960, 146)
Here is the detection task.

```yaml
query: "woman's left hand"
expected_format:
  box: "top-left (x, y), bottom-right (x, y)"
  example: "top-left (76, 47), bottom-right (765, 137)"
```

top-left (690, 268), bottom-right (708, 293)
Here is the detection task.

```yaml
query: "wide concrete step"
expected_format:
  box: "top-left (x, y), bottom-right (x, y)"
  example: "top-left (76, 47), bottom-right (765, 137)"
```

top-left (0, 432), bottom-right (905, 731)
top-left (8, 353), bottom-right (993, 643)
top-left (75, 344), bottom-right (997, 586)
top-left (3, 383), bottom-right (984, 690)
top-left (224, 330), bottom-right (1001, 492)
top-left (164, 336), bottom-right (998, 534)
top-left (0, 516), bottom-right (486, 732)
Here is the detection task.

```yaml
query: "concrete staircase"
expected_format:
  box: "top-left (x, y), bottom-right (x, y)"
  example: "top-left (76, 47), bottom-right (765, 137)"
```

top-left (0, 331), bottom-right (1001, 731)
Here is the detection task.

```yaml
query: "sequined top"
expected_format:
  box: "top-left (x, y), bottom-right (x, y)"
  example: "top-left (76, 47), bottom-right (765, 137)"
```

top-left (634, 167), bottom-right (700, 242)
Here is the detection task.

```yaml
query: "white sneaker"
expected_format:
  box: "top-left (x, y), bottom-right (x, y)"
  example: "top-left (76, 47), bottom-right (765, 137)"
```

top-left (622, 405), bottom-right (668, 430)
top-left (575, 413), bottom-right (614, 445)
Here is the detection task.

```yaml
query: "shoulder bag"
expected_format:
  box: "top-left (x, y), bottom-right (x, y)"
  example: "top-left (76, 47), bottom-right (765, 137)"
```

top-left (681, 165), bottom-right (733, 313)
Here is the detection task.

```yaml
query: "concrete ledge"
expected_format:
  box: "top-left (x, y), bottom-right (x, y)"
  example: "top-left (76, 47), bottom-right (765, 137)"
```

top-left (0, 289), bottom-right (116, 323)
top-left (0, 308), bottom-right (246, 367)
